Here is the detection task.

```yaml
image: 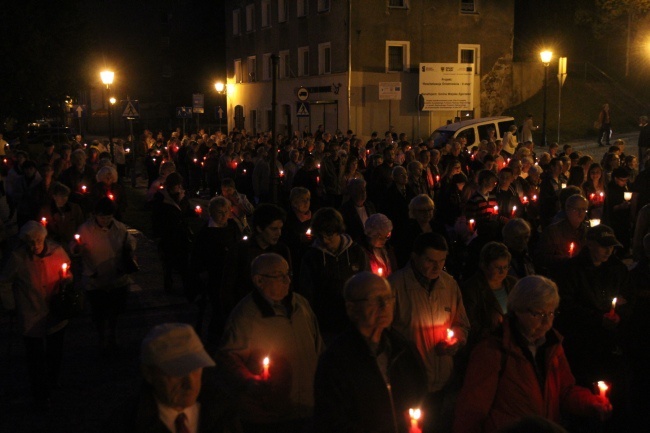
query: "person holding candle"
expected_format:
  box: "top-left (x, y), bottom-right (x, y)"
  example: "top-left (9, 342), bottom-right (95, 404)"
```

top-left (359, 213), bottom-right (398, 279)
top-left (460, 242), bottom-right (518, 358)
top-left (75, 197), bottom-right (136, 350)
top-left (454, 276), bottom-right (612, 433)
top-left (314, 272), bottom-right (427, 433)
top-left (279, 187), bottom-right (314, 283)
top-left (0, 220), bottom-right (71, 407)
top-left (554, 225), bottom-right (631, 421)
top-left (464, 170), bottom-right (500, 226)
top-left (534, 195), bottom-right (588, 277)
top-left (190, 196), bottom-right (241, 344)
top-left (89, 165), bottom-right (127, 222)
top-left (38, 182), bottom-right (84, 252)
top-left (582, 163), bottom-right (605, 220)
top-left (58, 149), bottom-right (96, 216)
top-left (221, 178), bottom-right (255, 236)
top-left (146, 161), bottom-right (176, 202)
top-left (603, 167), bottom-right (632, 257)
top-left (219, 253), bottom-right (323, 432)
top-left (389, 232), bottom-right (470, 433)
top-left (299, 207), bottom-right (369, 338)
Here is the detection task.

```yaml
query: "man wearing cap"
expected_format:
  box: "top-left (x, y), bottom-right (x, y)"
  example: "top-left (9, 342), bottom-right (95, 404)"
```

top-left (112, 323), bottom-right (240, 433)
top-left (555, 225), bottom-right (631, 391)
top-left (219, 253), bottom-right (323, 433)
top-left (313, 272), bottom-right (427, 433)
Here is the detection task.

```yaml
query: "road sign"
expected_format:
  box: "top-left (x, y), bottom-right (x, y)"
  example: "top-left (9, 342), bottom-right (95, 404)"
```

top-left (193, 93), bottom-right (205, 113)
top-left (379, 82), bottom-right (402, 100)
top-left (71, 105), bottom-right (86, 117)
top-left (297, 87), bottom-right (309, 101)
top-left (176, 107), bottom-right (193, 118)
top-left (121, 100), bottom-right (140, 118)
top-left (217, 106), bottom-right (224, 119)
top-left (296, 101), bottom-right (310, 117)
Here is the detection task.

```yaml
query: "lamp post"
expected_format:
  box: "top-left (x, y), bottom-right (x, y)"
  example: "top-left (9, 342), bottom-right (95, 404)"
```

top-left (215, 81), bottom-right (226, 134)
top-left (100, 70), bottom-right (115, 159)
top-left (540, 51), bottom-right (552, 147)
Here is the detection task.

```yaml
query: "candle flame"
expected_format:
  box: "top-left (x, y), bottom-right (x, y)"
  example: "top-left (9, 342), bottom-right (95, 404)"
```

top-left (377, 267), bottom-right (383, 277)
top-left (41, 217), bottom-right (47, 226)
top-left (243, 235), bottom-right (248, 241)
top-left (512, 205), bottom-right (517, 212)
top-left (62, 263), bottom-right (68, 272)
top-left (409, 408), bottom-right (421, 421)
top-left (306, 228), bottom-right (312, 236)
top-left (612, 297), bottom-right (617, 309)
top-left (74, 234), bottom-right (80, 241)
top-left (598, 381), bottom-right (608, 392)
top-left (263, 357), bottom-right (270, 367)
top-left (447, 328), bottom-right (455, 340)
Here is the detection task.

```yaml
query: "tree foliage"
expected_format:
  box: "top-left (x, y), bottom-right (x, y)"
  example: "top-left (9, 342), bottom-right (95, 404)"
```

top-left (576, 0), bottom-right (650, 39)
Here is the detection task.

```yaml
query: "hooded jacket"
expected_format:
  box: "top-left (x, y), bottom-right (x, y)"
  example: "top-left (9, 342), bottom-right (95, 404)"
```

top-left (299, 233), bottom-right (369, 334)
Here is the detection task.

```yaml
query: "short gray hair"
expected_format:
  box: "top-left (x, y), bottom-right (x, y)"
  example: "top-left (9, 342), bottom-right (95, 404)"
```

top-left (364, 213), bottom-right (393, 239)
top-left (408, 194), bottom-right (434, 219)
top-left (208, 196), bottom-right (231, 214)
top-left (96, 165), bottom-right (118, 183)
top-left (391, 165), bottom-right (406, 177)
top-left (507, 275), bottom-right (560, 313)
top-left (20, 220), bottom-right (47, 241)
top-left (250, 253), bottom-right (287, 278)
top-left (289, 187), bottom-right (310, 203)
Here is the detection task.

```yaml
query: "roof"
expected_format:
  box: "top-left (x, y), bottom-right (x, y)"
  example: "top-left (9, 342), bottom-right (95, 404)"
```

top-left (434, 116), bottom-right (515, 133)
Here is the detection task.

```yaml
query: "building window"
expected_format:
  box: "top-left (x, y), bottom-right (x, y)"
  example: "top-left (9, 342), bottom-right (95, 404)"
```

top-left (389, 0), bottom-right (408, 8)
top-left (234, 59), bottom-right (242, 83)
top-left (298, 46), bottom-right (309, 76)
top-left (318, 0), bottom-right (330, 13)
top-left (297, 0), bottom-right (308, 17)
top-left (278, 0), bottom-right (287, 23)
top-left (460, 0), bottom-right (477, 14)
top-left (247, 56), bottom-right (257, 82)
top-left (263, 53), bottom-right (272, 80)
top-left (458, 44), bottom-right (480, 74)
top-left (246, 4), bottom-right (255, 32)
top-left (386, 41), bottom-right (410, 72)
top-left (261, 0), bottom-right (271, 27)
top-left (233, 9), bottom-right (240, 35)
top-left (279, 50), bottom-right (290, 79)
top-left (319, 42), bottom-right (331, 75)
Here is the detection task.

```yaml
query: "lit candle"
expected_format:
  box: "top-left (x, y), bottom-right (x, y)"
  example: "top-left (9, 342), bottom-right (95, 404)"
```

top-left (193, 158), bottom-right (198, 163)
top-left (366, 148), bottom-right (370, 155)
top-left (41, 217), bottom-right (47, 226)
top-left (108, 193), bottom-right (115, 201)
top-left (377, 267), bottom-right (384, 277)
top-left (610, 297), bottom-right (617, 315)
top-left (532, 194), bottom-right (538, 202)
top-left (446, 328), bottom-right (455, 343)
top-left (61, 263), bottom-right (68, 278)
top-left (81, 185), bottom-right (87, 194)
top-left (74, 234), bottom-right (81, 244)
top-left (624, 192), bottom-right (632, 201)
top-left (243, 169), bottom-right (247, 174)
top-left (493, 205), bottom-right (499, 215)
top-left (468, 219), bottom-right (475, 232)
top-left (436, 175), bottom-right (440, 183)
top-left (305, 228), bottom-right (312, 240)
top-left (316, 176), bottom-right (320, 184)
top-left (195, 205), bottom-right (203, 216)
top-left (125, 148), bottom-right (131, 153)
top-left (599, 192), bottom-right (604, 200)
top-left (243, 235), bottom-right (248, 241)
top-left (317, 163), bottom-right (321, 169)
top-left (521, 196), bottom-right (529, 205)
top-left (590, 219), bottom-right (601, 227)
top-left (280, 170), bottom-right (285, 177)
top-left (262, 357), bottom-right (270, 380)
top-left (561, 183), bottom-right (567, 189)
top-left (597, 381), bottom-right (609, 400)
top-left (569, 242), bottom-right (575, 258)
top-left (409, 408), bottom-right (422, 433)
top-left (511, 205), bottom-right (517, 217)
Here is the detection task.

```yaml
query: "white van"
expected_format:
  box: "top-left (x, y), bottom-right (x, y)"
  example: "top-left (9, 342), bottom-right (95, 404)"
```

top-left (430, 116), bottom-right (516, 149)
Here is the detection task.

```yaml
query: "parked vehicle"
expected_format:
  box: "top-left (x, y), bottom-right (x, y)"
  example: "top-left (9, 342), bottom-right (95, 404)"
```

top-left (430, 116), bottom-right (515, 149)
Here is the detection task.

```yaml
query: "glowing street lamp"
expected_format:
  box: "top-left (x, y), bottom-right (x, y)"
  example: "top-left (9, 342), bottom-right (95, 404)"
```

top-left (215, 81), bottom-right (226, 94)
top-left (100, 70), bottom-right (116, 160)
top-left (215, 81), bottom-right (227, 134)
top-left (540, 50), bottom-right (553, 147)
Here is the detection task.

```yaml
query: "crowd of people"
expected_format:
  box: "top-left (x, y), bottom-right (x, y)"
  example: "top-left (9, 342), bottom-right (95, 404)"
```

top-left (1, 121), bottom-right (650, 432)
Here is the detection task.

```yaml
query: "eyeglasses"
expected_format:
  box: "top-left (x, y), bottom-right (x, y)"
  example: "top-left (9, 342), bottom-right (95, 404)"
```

top-left (526, 309), bottom-right (559, 320)
top-left (350, 295), bottom-right (396, 307)
top-left (258, 272), bottom-right (293, 281)
top-left (489, 265), bottom-right (509, 273)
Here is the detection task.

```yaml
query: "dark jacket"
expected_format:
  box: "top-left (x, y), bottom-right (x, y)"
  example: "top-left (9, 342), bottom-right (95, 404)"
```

top-left (299, 234), bottom-right (369, 334)
top-left (107, 373), bottom-right (242, 433)
top-left (339, 199), bottom-right (376, 244)
top-left (314, 327), bottom-right (428, 433)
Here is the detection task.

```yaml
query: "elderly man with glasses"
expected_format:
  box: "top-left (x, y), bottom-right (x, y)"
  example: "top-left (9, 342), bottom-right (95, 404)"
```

top-left (219, 253), bottom-right (323, 433)
top-left (313, 272), bottom-right (427, 433)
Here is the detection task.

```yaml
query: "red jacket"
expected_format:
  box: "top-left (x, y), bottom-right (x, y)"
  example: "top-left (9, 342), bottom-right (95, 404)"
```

top-left (453, 317), bottom-right (599, 433)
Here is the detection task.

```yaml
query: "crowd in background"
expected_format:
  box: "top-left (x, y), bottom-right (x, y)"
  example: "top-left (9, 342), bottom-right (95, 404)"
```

top-left (1, 120), bottom-right (650, 432)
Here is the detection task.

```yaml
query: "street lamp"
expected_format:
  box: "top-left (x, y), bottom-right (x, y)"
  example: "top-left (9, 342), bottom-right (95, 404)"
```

top-left (215, 81), bottom-right (226, 134)
top-left (100, 70), bottom-right (115, 159)
top-left (540, 50), bottom-right (553, 147)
